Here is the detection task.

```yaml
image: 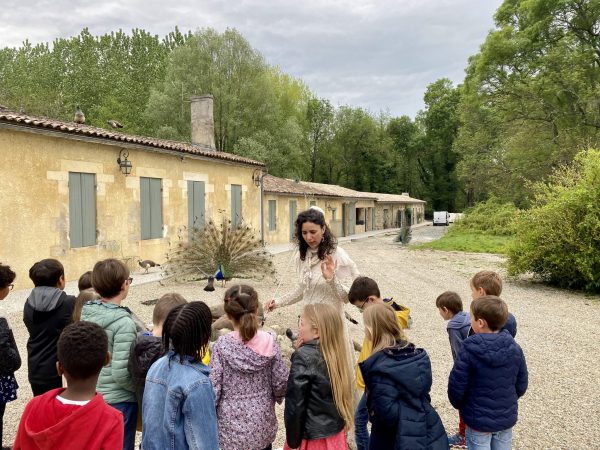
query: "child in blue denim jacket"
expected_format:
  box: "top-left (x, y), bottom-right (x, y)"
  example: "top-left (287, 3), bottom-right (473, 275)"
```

top-left (142, 301), bottom-right (219, 450)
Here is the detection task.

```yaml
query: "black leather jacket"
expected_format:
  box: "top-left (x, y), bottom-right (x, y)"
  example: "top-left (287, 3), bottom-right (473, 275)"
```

top-left (284, 340), bottom-right (345, 448)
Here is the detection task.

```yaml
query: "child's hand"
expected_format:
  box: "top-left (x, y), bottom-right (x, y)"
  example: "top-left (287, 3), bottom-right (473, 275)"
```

top-left (320, 255), bottom-right (337, 281)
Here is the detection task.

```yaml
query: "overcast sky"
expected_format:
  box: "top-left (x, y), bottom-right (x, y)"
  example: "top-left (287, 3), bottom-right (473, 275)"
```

top-left (1, 0), bottom-right (503, 118)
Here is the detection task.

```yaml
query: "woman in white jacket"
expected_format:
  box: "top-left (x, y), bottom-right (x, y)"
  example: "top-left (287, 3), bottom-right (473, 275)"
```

top-left (266, 207), bottom-right (359, 368)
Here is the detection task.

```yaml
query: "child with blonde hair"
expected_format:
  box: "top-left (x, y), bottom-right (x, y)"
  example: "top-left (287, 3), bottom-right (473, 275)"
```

top-left (210, 285), bottom-right (289, 450)
top-left (359, 303), bottom-right (447, 450)
top-left (284, 303), bottom-right (354, 450)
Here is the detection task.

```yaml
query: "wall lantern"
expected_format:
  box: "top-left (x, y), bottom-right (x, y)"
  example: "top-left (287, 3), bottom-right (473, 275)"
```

top-left (117, 149), bottom-right (133, 176)
top-left (252, 168), bottom-right (264, 187)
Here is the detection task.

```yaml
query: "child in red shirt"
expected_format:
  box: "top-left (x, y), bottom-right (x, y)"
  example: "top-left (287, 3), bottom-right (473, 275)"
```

top-left (13, 321), bottom-right (123, 450)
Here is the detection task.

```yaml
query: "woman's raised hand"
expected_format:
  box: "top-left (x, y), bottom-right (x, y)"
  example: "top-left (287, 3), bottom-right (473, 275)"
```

top-left (265, 299), bottom-right (276, 312)
top-left (320, 254), bottom-right (337, 281)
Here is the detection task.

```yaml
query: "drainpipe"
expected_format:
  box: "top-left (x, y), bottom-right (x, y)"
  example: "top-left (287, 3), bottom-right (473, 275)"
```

top-left (260, 177), bottom-right (265, 244)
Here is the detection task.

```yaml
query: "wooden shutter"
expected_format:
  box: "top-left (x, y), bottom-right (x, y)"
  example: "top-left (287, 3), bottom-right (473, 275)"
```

top-left (268, 200), bottom-right (277, 231)
top-left (231, 184), bottom-right (242, 228)
top-left (140, 177), bottom-right (151, 239)
top-left (69, 172), bottom-right (96, 248)
top-left (188, 180), bottom-right (206, 231)
top-left (149, 178), bottom-right (163, 238)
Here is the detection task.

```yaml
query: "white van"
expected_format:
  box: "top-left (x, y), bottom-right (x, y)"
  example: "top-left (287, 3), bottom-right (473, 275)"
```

top-left (433, 211), bottom-right (450, 226)
top-left (448, 212), bottom-right (464, 223)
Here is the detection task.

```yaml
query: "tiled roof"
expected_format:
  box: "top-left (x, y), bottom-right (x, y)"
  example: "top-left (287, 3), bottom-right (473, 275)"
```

top-left (365, 192), bottom-right (426, 204)
top-left (0, 110), bottom-right (264, 167)
top-left (263, 175), bottom-right (339, 196)
top-left (300, 181), bottom-right (377, 199)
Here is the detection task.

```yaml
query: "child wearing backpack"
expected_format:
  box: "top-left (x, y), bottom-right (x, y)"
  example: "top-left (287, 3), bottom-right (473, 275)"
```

top-left (284, 303), bottom-right (354, 450)
top-left (359, 303), bottom-right (448, 450)
top-left (210, 285), bottom-right (289, 450)
top-left (0, 264), bottom-right (20, 449)
top-left (142, 302), bottom-right (219, 450)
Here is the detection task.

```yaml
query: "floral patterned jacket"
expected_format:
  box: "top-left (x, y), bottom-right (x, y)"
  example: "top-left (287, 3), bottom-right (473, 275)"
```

top-left (210, 331), bottom-right (289, 450)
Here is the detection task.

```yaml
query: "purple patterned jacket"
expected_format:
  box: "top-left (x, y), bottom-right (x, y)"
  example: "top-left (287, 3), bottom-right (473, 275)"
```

top-left (210, 331), bottom-right (289, 450)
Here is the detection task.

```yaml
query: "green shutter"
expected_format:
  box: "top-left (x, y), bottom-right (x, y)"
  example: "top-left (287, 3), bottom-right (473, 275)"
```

top-left (69, 173), bottom-right (83, 248)
top-left (149, 178), bottom-right (163, 239)
top-left (231, 184), bottom-right (242, 228)
top-left (69, 172), bottom-right (97, 248)
top-left (81, 173), bottom-right (96, 246)
top-left (140, 177), bottom-right (151, 239)
top-left (188, 181), bottom-right (206, 231)
top-left (268, 200), bottom-right (277, 231)
top-left (141, 177), bottom-right (163, 239)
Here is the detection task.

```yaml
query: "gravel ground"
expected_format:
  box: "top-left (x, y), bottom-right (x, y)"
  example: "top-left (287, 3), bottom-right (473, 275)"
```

top-left (2, 226), bottom-right (599, 449)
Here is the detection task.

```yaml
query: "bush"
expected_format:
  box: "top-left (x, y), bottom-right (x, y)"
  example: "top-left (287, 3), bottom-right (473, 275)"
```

top-left (507, 149), bottom-right (600, 293)
top-left (452, 197), bottom-right (520, 236)
top-left (394, 226), bottom-right (412, 245)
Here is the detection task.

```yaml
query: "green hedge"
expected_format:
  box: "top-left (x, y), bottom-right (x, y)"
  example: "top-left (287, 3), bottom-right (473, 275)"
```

top-left (507, 150), bottom-right (600, 293)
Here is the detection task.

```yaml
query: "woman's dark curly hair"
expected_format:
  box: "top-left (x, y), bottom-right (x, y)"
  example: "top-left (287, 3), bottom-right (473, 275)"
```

top-left (162, 301), bottom-right (211, 364)
top-left (0, 264), bottom-right (16, 289)
top-left (295, 209), bottom-right (337, 261)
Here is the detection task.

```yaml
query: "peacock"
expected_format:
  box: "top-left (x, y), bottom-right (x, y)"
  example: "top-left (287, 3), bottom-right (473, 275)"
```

top-left (214, 263), bottom-right (231, 287)
top-left (138, 259), bottom-right (160, 274)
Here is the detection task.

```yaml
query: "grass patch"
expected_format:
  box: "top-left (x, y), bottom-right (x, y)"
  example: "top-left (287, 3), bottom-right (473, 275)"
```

top-left (415, 231), bottom-right (514, 254)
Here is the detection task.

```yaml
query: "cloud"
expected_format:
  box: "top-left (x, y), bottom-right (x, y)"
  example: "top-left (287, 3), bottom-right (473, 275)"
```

top-left (0, 0), bottom-right (502, 117)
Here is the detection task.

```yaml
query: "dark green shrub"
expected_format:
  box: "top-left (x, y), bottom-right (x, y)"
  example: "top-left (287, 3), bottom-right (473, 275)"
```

top-left (395, 226), bottom-right (412, 245)
top-left (507, 150), bottom-right (600, 293)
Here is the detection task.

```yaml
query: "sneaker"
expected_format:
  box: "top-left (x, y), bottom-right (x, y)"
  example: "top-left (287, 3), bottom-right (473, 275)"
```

top-left (448, 433), bottom-right (467, 448)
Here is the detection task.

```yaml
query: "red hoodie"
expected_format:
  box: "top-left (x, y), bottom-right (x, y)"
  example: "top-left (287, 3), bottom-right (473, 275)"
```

top-left (13, 388), bottom-right (123, 450)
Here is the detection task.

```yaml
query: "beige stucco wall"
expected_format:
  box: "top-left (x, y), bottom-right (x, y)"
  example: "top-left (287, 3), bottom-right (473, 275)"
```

top-left (374, 202), bottom-right (426, 229)
top-left (263, 194), bottom-right (347, 244)
top-left (0, 128), bottom-right (262, 288)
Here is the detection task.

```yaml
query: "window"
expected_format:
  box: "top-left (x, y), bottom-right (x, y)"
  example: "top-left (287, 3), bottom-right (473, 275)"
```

top-left (140, 177), bottom-right (163, 240)
top-left (268, 200), bottom-right (277, 231)
top-left (231, 184), bottom-right (242, 228)
top-left (69, 172), bottom-right (96, 248)
top-left (310, 200), bottom-right (316, 206)
top-left (331, 208), bottom-right (337, 221)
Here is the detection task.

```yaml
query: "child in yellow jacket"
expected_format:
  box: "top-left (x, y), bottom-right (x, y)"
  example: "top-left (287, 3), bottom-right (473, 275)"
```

top-left (348, 276), bottom-right (412, 450)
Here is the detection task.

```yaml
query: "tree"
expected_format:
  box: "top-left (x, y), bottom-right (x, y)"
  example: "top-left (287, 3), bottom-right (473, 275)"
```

top-left (306, 98), bottom-right (334, 181)
top-left (419, 79), bottom-right (463, 211)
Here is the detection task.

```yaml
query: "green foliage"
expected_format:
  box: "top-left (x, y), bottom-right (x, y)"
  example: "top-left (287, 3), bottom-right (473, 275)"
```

top-left (165, 220), bottom-right (276, 282)
top-left (454, 0), bottom-right (600, 206)
top-left (452, 197), bottom-right (520, 236)
top-left (419, 79), bottom-right (464, 212)
top-left (508, 149), bottom-right (600, 293)
top-left (415, 231), bottom-right (513, 254)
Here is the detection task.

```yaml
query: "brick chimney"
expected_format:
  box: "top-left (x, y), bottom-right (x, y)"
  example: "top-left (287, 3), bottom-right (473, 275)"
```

top-left (190, 95), bottom-right (216, 149)
top-left (401, 192), bottom-right (409, 197)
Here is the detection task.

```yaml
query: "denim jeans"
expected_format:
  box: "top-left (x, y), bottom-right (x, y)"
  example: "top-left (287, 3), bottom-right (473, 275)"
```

top-left (111, 401), bottom-right (138, 450)
top-left (466, 427), bottom-right (513, 450)
top-left (355, 392), bottom-right (370, 450)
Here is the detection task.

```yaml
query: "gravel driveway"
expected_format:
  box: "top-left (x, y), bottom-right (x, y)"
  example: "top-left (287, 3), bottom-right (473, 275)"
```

top-left (1, 231), bottom-right (598, 449)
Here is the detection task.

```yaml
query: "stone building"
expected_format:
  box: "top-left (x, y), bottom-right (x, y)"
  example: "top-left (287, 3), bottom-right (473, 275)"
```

top-left (0, 96), bottom-right (264, 288)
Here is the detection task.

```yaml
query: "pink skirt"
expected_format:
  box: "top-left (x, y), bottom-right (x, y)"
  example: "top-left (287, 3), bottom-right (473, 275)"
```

top-left (283, 430), bottom-right (348, 450)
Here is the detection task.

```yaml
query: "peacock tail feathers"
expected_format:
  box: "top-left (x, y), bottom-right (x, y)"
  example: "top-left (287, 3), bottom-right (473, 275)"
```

top-left (163, 217), bottom-right (275, 284)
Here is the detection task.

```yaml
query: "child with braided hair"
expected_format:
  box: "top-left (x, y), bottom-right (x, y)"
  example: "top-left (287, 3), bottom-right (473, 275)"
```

top-left (141, 301), bottom-right (219, 450)
top-left (210, 285), bottom-right (289, 450)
